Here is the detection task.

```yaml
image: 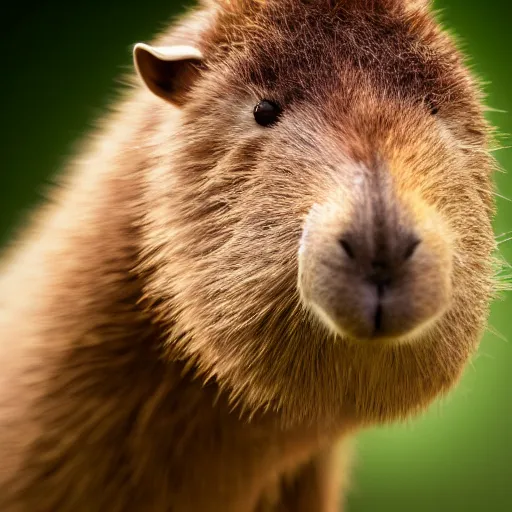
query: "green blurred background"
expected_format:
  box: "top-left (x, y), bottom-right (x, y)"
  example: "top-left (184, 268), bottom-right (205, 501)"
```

top-left (1, 1), bottom-right (511, 510)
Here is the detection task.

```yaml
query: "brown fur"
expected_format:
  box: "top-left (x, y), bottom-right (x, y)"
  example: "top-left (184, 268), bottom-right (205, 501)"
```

top-left (0, 0), bottom-right (497, 510)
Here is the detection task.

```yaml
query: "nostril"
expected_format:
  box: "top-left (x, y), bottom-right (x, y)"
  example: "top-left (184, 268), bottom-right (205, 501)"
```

top-left (404, 237), bottom-right (421, 261)
top-left (339, 238), bottom-right (355, 259)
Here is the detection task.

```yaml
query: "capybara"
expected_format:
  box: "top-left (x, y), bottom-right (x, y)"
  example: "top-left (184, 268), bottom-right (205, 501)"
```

top-left (0, 0), bottom-right (500, 510)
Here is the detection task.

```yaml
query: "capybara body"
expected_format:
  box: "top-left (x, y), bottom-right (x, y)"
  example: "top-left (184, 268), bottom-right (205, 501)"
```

top-left (0, 0), bottom-right (498, 510)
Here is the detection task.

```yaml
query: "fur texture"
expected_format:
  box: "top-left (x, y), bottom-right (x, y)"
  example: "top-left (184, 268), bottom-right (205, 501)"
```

top-left (0, 0), bottom-right (497, 510)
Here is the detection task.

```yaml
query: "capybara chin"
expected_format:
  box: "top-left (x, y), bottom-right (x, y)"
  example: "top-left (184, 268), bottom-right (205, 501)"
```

top-left (0, 0), bottom-right (499, 510)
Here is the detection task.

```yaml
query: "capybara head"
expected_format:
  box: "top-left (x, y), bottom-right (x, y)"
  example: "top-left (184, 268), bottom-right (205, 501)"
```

top-left (135, 0), bottom-right (497, 428)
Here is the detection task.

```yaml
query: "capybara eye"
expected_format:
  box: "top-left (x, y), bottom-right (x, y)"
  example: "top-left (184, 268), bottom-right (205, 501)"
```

top-left (253, 100), bottom-right (281, 126)
top-left (425, 95), bottom-right (439, 115)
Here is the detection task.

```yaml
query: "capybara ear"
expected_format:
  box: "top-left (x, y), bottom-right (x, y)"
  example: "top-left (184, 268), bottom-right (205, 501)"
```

top-left (133, 43), bottom-right (204, 107)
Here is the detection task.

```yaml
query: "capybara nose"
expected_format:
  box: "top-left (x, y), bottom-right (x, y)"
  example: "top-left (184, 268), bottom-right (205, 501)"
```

top-left (298, 193), bottom-right (452, 344)
top-left (340, 234), bottom-right (421, 284)
top-left (337, 233), bottom-right (423, 336)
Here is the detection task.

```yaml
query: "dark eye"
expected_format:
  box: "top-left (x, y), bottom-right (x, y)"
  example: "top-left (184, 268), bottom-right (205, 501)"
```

top-left (425, 95), bottom-right (439, 116)
top-left (253, 99), bottom-right (281, 126)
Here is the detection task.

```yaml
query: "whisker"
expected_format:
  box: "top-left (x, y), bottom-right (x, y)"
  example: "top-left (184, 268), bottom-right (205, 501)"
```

top-left (487, 325), bottom-right (508, 344)
top-left (495, 193), bottom-right (512, 202)
top-left (497, 236), bottom-right (512, 246)
top-left (495, 230), bottom-right (512, 239)
top-left (489, 143), bottom-right (511, 152)
top-left (484, 106), bottom-right (508, 114)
